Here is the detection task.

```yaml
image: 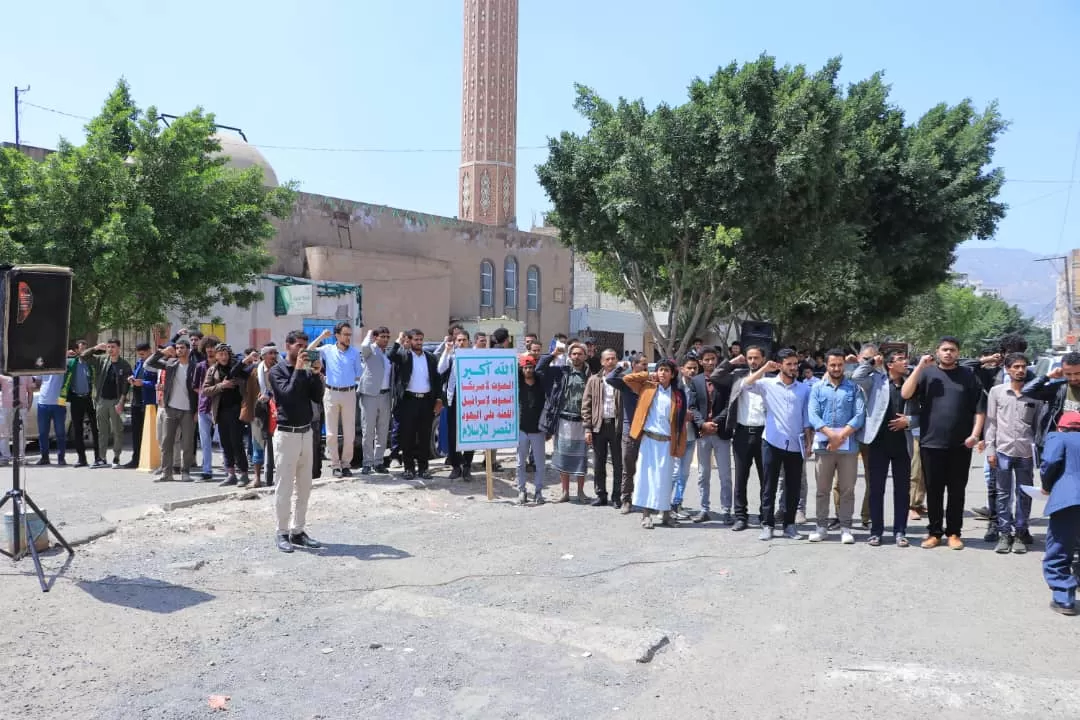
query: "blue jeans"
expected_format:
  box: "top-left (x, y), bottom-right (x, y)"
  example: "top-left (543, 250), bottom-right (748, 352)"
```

top-left (199, 411), bottom-right (214, 474)
top-left (993, 453), bottom-right (1034, 535)
top-left (516, 431), bottom-right (546, 492)
top-left (37, 403), bottom-right (66, 459)
top-left (672, 428), bottom-right (697, 506)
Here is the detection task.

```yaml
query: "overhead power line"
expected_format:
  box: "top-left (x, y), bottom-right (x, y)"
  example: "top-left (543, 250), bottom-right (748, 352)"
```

top-left (14, 100), bottom-right (1080, 188)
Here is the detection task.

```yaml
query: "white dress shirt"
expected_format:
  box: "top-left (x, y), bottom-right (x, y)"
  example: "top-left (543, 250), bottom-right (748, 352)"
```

top-left (407, 351), bottom-right (431, 393)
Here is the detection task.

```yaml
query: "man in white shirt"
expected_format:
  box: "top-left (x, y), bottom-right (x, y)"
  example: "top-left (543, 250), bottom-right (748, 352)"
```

top-left (390, 329), bottom-right (444, 480)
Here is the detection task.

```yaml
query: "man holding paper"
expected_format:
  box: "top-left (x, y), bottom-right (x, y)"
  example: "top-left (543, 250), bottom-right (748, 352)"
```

top-left (807, 350), bottom-right (866, 545)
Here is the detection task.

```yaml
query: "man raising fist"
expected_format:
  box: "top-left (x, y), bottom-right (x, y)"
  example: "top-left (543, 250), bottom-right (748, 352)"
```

top-left (902, 337), bottom-right (986, 550)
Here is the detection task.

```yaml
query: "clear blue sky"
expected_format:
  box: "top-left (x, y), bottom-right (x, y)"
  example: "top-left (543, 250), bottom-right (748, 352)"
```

top-left (3, 0), bottom-right (1078, 255)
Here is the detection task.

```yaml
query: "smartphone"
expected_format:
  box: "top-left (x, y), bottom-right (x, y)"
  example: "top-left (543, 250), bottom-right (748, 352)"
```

top-left (305, 349), bottom-right (319, 363)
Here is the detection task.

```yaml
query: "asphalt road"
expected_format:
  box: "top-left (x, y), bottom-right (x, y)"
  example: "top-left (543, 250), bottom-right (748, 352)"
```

top-left (1, 450), bottom-right (1074, 720)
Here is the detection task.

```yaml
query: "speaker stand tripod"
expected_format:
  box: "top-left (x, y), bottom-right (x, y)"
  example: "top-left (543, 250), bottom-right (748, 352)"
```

top-left (0, 376), bottom-right (74, 592)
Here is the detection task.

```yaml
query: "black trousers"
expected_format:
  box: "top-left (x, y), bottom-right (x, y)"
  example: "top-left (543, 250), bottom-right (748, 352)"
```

top-left (591, 418), bottom-right (623, 500)
top-left (621, 430), bottom-right (640, 506)
top-left (732, 424), bottom-right (764, 522)
top-left (68, 394), bottom-right (101, 462)
top-left (217, 404), bottom-right (249, 473)
top-left (921, 445), bottom-right (973, 538)
top-left (397, 394), bottom-right (435, 472)
top-left (761, 441), bottom-right (804, 528)
top-left (130, 403), bottom-right (146, 463)
top-left (446, 400), bottom-right (475, 470)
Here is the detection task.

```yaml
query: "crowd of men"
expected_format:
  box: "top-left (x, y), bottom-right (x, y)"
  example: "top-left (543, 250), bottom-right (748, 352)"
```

top-left (3, 325), bottom-right (1078, 614)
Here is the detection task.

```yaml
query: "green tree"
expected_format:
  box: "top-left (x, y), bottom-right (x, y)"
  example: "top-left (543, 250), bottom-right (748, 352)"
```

top-left (0, 79), bottom-right (296, 339)
top-left (537, 56), bottom-right (1005, 355)
top-left (874, 280), bottom-right (1050, 357)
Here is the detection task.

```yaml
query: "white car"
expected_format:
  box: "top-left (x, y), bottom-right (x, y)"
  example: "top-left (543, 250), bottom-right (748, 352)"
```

top-left (22, 391), bottom-right (96, 450)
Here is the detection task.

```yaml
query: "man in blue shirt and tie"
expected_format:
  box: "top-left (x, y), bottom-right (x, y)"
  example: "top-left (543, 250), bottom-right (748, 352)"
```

top-left (807, 349), bottom-right (866, 544)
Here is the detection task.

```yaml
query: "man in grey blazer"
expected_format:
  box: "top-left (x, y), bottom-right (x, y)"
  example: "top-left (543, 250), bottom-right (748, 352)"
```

top-left (359, 326), bottom-right (394, 475)
top-left (852, 349), bottom-right (914, 545)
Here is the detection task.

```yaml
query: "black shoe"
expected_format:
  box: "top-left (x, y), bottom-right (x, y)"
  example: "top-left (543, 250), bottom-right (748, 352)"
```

top-left (590, 496), bottom-right (609, 507)
top-left (341, 468), bottom-right (353, 478)
top-left (289, 532), bottom-right (322, 549)
top-left (534, 491), bottom-right (545, 505)
top-left (74, 459), bottom-right (89, 468)
top-left (721, 512), bottom-right (733, 525)
top-left (449, 467), bottom-right (463, 480)
top-left (732, 519), bottom-right (749, 532)
top-left (827, 518), bottom-right (841, 531)
top-left (276, 534), bottom-right (294, 553)
top-left (375, 463), bottom-right (390, 474)
top-left (361, 466), bottom-right (373, 476)
top-left (693, 510), bottom-right (711, 524)
top-left (57, 458), bottom-right (68, 467)
top-left (1017, 528), bottom-right (1035, 545)
top-left (971, 505), bottom-right (992, 520)
top-left (332, 468), bottom-right (343, 478)
top-left (419, 470), bottom-right (434, 480)
top-left (462, 469), bottom-right (473, 482)
top-left (402, 470), bottom-right (415, 480)
top-left (220, 476), bottom-right (239, 487)
top-left (201, 473), bottom-right (214, 481)
top-left (35, 458), bottom-right (50, 466)
top-left (1050, 600), bottom-right (1078, 616)
top-left (91, 459), bottom-right (108, 469)
top-left (121, 461), bottom-right (138, 469)
top-left (984, 528), bottom-right (1000, 543)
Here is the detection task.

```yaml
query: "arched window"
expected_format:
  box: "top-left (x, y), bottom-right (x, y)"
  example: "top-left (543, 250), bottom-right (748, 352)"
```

top-left (527, 266), bottom-right (540, 311)
top-left (480, 260), bottom-right (494, 308)
top-left (504, 256), bottom-right (518, 309)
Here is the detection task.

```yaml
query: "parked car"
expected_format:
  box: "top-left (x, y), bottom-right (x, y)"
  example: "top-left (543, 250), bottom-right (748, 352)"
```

top-left (23, 391), bottom-right (130, 451)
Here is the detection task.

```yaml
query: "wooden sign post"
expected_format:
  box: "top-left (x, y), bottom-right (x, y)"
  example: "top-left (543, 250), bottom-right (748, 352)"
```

top-left (453, 349), bottom-right (518, 501)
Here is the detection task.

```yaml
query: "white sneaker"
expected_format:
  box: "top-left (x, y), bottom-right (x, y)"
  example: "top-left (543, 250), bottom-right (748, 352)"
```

top-left (841, 530), bottom-right (855, 545)
top-left (808, 527), bottom-right (828, 542)
top-left (758, 526), bottom-right (773, 541)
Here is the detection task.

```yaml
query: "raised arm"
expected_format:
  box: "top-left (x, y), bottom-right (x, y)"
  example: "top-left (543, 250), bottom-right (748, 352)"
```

top-left (359, 329), bottom-right (376, 359)
top-left (902, 355), bottom-right (934, 400)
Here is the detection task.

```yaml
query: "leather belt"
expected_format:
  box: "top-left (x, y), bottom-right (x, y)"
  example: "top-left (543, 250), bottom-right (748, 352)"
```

top-left (380, 388), bottom-right (391, 394)
top-left (327, 385), bottom-right (357, 392)
top-left (406, 391), bottom-right (429, 398)
top-left (643, 430), bottom-right (671, 442)
top-left (275, 424), bottom-right (310, 434)
top-left (559, 413), bottom-right (583, 421)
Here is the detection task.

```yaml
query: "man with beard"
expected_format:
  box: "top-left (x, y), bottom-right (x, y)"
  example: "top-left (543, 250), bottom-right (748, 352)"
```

top-left (738, 349), bottom-right (813, 541)
top-left (538, 343), bottom-right (591, 502)
top-left (1023, 351), bottom-right (1080, 461)
top-left (688, 347), bottom-right (733, 523)
top-left (902, 337), bottom-right (986, 550)
top-left (81, 338), bottom-right (133, 468)
top-left (390, 329), bottom-right (443, 480)
top-left (359, 327), bottom-right (395, 475)
top-left (312, 322), bottom-right (364, 478)
top-left (607, 353), bottom-right (649, 513)
top-left (807, 349), bottom-right (866, 545)
top-left (581, 348), bottom-right (623, 506)
top-left (711, 347), bottom-right (767, 531)
top-left (986, 353), bottom-right (1039, 554)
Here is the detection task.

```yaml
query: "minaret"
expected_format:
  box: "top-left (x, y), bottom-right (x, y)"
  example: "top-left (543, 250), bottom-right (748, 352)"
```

top-left (459, 0), bottom-right (518, 227)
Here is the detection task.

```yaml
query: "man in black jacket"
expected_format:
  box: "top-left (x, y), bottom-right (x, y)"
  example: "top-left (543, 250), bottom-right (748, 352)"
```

top-left (269, 330), bottom-right (325, 553)
top-left (390, 329), bottom-right (444, 480)
top-left (689, 347), bottom-right (733, 524)
top-left (711, 347), bottom-right (767, 531)
top-left (1023, 351), bottom-right (1080, 458)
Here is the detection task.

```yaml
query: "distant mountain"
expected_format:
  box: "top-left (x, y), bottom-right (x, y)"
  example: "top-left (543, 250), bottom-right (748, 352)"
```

top-left (952, 246), bottom-right (1057, 322)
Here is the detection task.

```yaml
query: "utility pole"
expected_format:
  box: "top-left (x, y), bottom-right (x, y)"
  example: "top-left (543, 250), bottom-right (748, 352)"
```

top-left (13, 85), bottom-right (30, 149)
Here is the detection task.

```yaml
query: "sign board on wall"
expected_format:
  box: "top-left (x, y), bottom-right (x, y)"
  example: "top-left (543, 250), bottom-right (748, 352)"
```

top-left (454, 349), bottom-right (518, 450)
top-left (274, 284), bottom-right (314, 316)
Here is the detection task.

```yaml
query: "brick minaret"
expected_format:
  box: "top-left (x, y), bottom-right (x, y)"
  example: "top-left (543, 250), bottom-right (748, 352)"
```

top-left (459, 0), bottom-right (518, 226)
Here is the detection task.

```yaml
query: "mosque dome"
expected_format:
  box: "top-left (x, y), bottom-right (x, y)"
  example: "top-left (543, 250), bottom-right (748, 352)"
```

top-left (211, 133), bottom-right (279, 187)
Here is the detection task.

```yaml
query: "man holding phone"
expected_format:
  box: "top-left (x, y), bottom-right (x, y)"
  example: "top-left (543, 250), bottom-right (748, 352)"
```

top-left (269, 330), bottom-right (326, 553)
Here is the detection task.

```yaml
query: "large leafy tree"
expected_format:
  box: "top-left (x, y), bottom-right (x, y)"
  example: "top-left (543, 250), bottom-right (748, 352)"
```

top-left (537, 56), bottom-right (1006, 356)
top-left (0, 80), bottom-right (295, 339)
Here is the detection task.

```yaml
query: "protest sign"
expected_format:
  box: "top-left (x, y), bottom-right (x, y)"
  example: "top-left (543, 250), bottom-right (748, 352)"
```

top-left (453, 349), bottom-right (519, 451)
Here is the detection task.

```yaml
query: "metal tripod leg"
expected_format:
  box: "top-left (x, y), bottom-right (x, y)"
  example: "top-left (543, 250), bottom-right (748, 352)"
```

top-left (0, 489), bottom-right (75, 592)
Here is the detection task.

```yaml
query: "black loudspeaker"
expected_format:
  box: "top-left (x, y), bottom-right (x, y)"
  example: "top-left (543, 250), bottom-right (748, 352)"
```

top-left (740, 320), bottom-right (775, 357)
top-left (0, 265), bottom-right (73, 376)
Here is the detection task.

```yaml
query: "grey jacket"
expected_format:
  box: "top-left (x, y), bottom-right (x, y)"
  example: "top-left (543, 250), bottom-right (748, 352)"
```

top-left (851, 360), bottom-right (915, 446)
top-left (358, 335), bottom-right (393, 396)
